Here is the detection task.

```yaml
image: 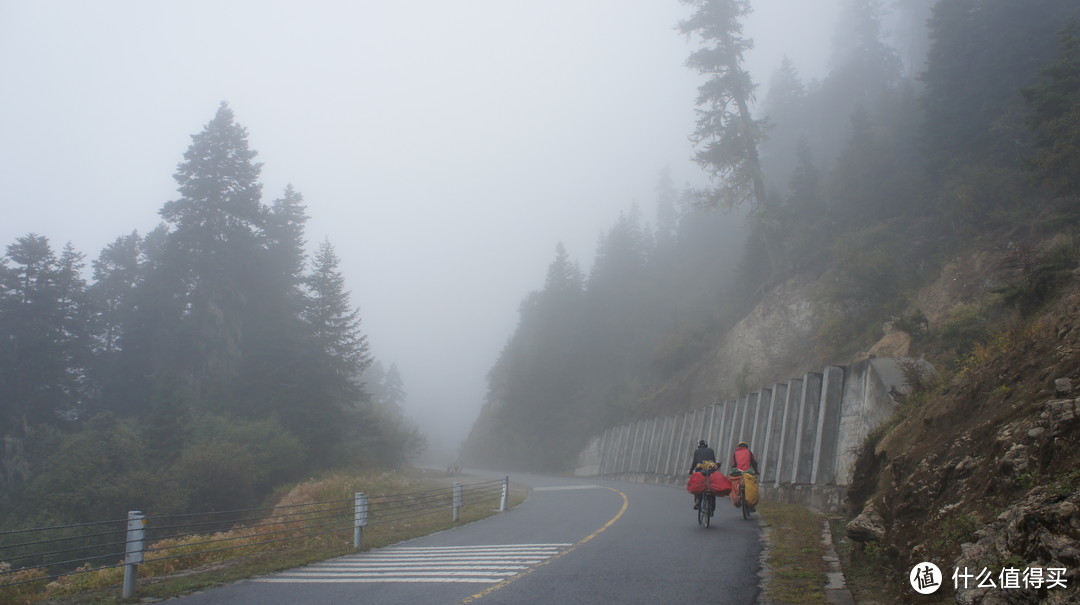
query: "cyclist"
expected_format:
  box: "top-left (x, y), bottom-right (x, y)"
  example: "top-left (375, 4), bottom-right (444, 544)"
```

top-left (732, 441), bottom-right (759, 474)
top-left (690, 440), bottom-right (716, 510)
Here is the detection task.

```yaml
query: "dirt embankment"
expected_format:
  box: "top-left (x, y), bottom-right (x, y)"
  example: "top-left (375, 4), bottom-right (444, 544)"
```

top-left (846, 273), bottom-right (1080, 604)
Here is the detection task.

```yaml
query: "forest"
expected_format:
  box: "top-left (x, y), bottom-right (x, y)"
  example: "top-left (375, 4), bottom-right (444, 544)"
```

top-left (1, 0), bottom-right (1078, 529)
top-left (459, 0), bottom-right (1080, 471)
top-left (0, 104), bottom-right (422, 527)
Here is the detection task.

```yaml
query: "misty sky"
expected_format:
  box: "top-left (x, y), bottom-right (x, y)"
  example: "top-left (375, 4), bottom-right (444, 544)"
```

top-left (0, 1), bottom-right (840, 458)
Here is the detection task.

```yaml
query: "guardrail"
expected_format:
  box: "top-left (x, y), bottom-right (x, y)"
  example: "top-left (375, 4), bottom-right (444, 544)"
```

top-left (0, 477), bottom-right (510, 601)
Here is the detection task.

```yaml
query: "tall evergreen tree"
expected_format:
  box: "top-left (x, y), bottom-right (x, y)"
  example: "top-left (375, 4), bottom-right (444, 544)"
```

top-left (377, 363), bottom-right (408, 410)
top-left (679, 0), bottom-right (775, 277)
top-left (920, 0), bottom-right (1077, 181)
top-left (88, 232), bottom-right (142, 355)
top-left (654, 167), bottom-right (681, 247)
top-left (759, 56), bottom-right (809, 190)
top-left (159, 102), bottom-right (266, 388)
top-left (304, 239), bottom-right (371, 380)
top-left (0, 235), bottom-right (87, 436)
top-left (678, 0), bottom-right (768, 215)
top-left (103, 225), bottom-right (188, 416)
top-left (265, 184), bottom-right (309, 298)
top-left (1023, 18), bottom-right (1080, 196)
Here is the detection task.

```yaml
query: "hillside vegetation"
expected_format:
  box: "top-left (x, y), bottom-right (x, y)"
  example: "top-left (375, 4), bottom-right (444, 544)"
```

top-left (0, 104), bottom-right (422, 529)
top-left (461, 0), bottom-right (1080, 473)
top-left (460, 1), bottom-right (1080, 601)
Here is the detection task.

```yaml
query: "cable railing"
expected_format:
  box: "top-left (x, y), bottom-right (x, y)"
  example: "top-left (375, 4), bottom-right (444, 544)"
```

top-left (0, 476), bottom-right (509, 601)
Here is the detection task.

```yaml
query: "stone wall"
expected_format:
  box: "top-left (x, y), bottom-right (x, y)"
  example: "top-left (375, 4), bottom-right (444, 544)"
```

top-left (574, 357), bottom-right (932, 514)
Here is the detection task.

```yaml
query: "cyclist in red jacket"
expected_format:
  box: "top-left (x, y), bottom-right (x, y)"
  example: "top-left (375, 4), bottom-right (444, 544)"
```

top-left (732, 441), bottom-right (759, 474)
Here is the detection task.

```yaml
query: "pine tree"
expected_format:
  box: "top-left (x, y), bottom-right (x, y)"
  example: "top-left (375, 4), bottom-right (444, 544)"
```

top-left (159, 102), bottom-right (267, 386)
top-left (679, 0), bottom-right (775, 276)
top-left (381, 364), bottom-right (407, 410)
top-left (920, 0), bottom-right (1077, 181)
top-left (544, 243), bottom-right (585, 297)
top-left (654, 167), bottom-right (681, 247)
top-left (88, 232), bottom-right (142, 355)
top-left (265, 185), bottom-right (309, 297)
top-left (305, 239), bottom-right (372, 380)
top-left (678, 0), bottom-right (768, 214)
top-left (0, 235), bottom-right (87, 435)
top-left (1023, 18), bottom-right (1080, 196)
top-left (759, 56), bottom-right (808, 188)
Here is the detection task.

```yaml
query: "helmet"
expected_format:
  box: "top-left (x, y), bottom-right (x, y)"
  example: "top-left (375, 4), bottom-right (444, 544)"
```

top-left (738, 441), bottom-right (749, 448)
top-left (697, 440), bottom-right (708, 448)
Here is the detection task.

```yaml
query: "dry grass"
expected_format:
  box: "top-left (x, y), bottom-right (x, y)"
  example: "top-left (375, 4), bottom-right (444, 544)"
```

top-left (757, 501), bottom-right (829, 604)
top-left (0, 470), bottom-right (527, 604)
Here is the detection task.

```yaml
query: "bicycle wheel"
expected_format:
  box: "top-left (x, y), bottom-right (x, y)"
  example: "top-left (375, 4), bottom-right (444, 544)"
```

top-left (741, 484), bottom-right (750, 520)
top-left (697, 498), bottom-right (706, 525)
top-left (704, 493), bottom-right (712, 527)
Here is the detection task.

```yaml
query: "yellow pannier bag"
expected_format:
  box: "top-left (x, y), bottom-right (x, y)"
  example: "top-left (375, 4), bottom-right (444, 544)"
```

top-left (743, 471), bottom-right (759, 507)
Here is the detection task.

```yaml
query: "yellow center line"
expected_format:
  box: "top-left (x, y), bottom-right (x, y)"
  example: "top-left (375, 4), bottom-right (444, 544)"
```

top-left (458, 487), bottom-right (629, 604)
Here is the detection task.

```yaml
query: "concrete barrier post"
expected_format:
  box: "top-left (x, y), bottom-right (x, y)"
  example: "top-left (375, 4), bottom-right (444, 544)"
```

top-left (668, 413), bottom-right (686, 475)
top-left (712, 402), bottom-right (727, 461)
top-left (762, 383), bottom-right (787, 483)
top-left (792, 372), bottom-right (823, 484)
top-left (691, 408), bottom-right (705, 451)
top-left (636, 419), bottom-right (649, 473)
top-left (500, 476), bottom-right (509, 511)
top-left (718, 402), bottom-right (729, 462)
top-left (453, 482), bottom-right (462, 522)
top-left (727, 397), bottom-right (743, 464)
top-left (743, 394), bottom-right (755, 440)
top-left (678, 410), bottom-right (693, 473)
top-left (811, 365), bottom-right (845, 485)
top-left (354, 492), bottom-right (369, 548)
top-left (652, 417), bottom-right (666, 474)
top-left (122, 510), bottom-right (145, 599)
top-left (777, 378), bottom-right (802, 486)
top-left (666, 415), bottom-right (680, 476)
top-left (625, 422), bottom-right (638, 473)
top-left (646, 417), bottom-right (661, 477)
top-left (752, 389), bottom-right (772, 455)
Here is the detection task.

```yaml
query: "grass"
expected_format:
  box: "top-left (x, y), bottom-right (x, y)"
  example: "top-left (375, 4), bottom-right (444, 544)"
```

top-left (1, 470), bottom-right (527, 604)
top-left (757, 501), bottom-right (829, 604)
top-left (829, 518), bottom-right (903, 605)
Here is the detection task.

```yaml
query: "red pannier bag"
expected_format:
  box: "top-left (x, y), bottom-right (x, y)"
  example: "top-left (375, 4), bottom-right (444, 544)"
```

top-left (729, 474), bottom-right (743, 507)
top-left (686, 471), bottom-right (708, 494)
top-left (709, 471), bottom-right (732, 496)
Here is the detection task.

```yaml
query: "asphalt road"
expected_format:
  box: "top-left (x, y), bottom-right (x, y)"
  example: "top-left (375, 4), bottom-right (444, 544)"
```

top-left (164, 472), bottom-right (762, 604)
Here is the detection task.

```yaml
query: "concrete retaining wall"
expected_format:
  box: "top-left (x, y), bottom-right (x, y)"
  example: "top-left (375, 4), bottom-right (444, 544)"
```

top-left (573, 357), bottom-right (930, 514)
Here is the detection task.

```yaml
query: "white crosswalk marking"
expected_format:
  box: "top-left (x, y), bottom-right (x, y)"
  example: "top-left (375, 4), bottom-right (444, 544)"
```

top-left (251, 544), bottom-right (572, 584)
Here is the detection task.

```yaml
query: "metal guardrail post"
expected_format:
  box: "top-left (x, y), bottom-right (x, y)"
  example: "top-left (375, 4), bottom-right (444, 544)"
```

top-left (123, 510), bottom-right (146, 599)
top-left (354, 492), bottom-right (368, 550)
top-left (500, 476), bottom-right (509, 512)
top-left (452, 482), bottom-right (462, 522)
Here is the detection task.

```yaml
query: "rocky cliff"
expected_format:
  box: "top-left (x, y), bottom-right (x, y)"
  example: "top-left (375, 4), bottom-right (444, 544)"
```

top-left (842, 249), bottom-right (1080, 603)
top-left (655, 236), bottom-right (1079, 603)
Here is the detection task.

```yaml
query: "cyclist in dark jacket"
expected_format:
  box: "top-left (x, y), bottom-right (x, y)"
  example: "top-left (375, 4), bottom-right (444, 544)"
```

top-left (690, 440), bottom-right (716, 473)
top-left (690, 440), bottom-right (716, 510)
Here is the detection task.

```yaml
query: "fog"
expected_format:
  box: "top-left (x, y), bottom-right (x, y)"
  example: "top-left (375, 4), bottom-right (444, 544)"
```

top-left (0, 1), bottom-right (842, 460)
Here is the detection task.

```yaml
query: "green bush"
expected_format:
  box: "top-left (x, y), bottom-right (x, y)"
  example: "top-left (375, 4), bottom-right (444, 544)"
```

top-left (933, 304), bottom-right (990, 355)
top-left (19, 414), bottom-right (151, 524)
top-left (890, 308), bottom-right (929, 337)
top-left (169, 415), bottom-right (308, 511)
top-left (996, 235), bottom-right (1079, 315)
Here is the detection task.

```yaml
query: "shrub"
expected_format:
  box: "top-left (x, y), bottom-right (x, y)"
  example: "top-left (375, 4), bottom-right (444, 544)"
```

top-left (933, 304), bottom-right (990, 355)
top-left (995, 235), bottom-right (1079, 315)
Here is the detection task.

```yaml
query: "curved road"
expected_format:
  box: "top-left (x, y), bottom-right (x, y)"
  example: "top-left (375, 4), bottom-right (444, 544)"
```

top-left (165, 472), bottom-right (762, 604)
